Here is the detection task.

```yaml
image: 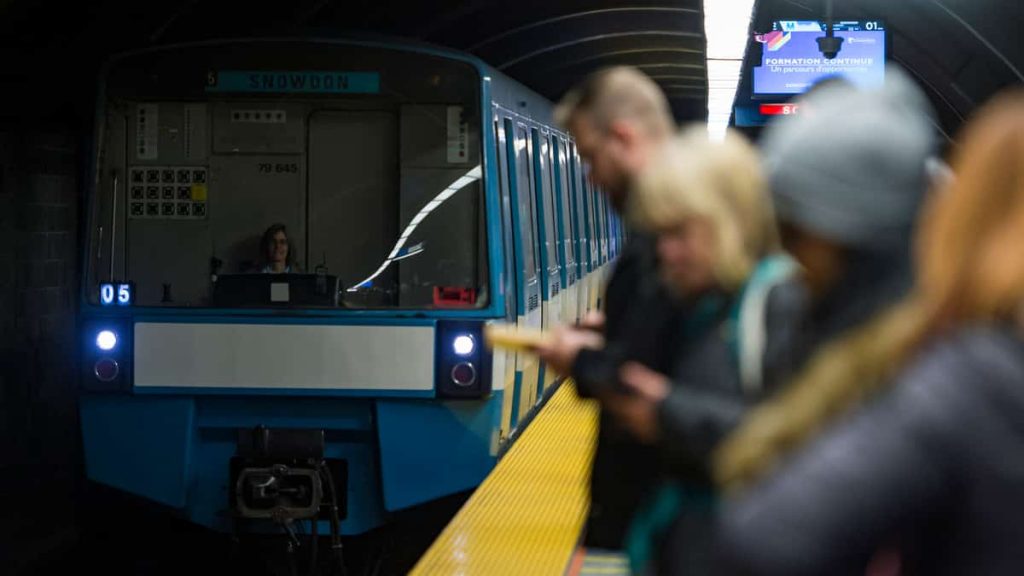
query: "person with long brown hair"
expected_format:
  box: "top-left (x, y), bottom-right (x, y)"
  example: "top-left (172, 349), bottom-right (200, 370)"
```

top-left (715, 89), bottom-right (1024, 575)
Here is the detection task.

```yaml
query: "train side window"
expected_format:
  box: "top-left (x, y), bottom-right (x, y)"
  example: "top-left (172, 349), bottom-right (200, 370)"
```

top-left (598, 186), bottom-right (610, 262)
top-left (531, 129), bottom-right (560, 292)
top-left (567, 144), bottom-right (584, 278)
top-left (585, 181), bottom-right (593, 266)
top-left (511, 123), bottom-right (540, 289)
top-left (592, 186), bottom-right (599, 265)
top-left (616, 215), bottom-right (623, 255)
top-left (579, 162), bottom-right (594, 273)
top-left (603, 192), bottom-right (611, 262)
top-left (572, 148), bottom-right (590, 275)
top-left (608, 208), bottom-right (617, 258)
top-left (590, 185), bottom-right (599, 265)
top-left (552, 137), bottom-right (576, 285)
top-left (590, 184), bottom-right (598, 267)
top-left (615, 213), bottom-right (622, 256)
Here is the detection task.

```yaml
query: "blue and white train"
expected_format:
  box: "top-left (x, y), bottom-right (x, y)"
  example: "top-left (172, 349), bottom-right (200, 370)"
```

top-left (79, 37), bottom-right (623, 536)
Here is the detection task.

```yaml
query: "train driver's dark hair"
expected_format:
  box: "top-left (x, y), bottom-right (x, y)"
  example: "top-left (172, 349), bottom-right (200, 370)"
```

top-left (261, 223), bottom-right (294, 268)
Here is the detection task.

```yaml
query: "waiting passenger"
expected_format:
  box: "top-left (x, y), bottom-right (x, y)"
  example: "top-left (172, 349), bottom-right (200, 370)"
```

top-left (713, 67), bottom-right (936, 491)
top-left (534, 66), bottom-right (683, 549)
top-left (706, 76), bottom-right (1024, 576)
top-left (605, 127), bottom-right (803, 575)
top-left (259, 223), bottom-right (301, 274)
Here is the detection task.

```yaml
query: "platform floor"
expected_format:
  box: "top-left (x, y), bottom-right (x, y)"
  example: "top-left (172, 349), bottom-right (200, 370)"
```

top-left (411, 381), bottom-right (615, 575)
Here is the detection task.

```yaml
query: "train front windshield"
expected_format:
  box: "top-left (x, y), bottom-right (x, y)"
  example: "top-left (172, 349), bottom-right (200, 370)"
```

top-left (86, 42), bottom-right (488, 310)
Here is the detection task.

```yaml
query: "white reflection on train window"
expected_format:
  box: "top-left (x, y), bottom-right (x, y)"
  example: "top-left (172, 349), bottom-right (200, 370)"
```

top-left (348, 164), bottom-right (483, 291)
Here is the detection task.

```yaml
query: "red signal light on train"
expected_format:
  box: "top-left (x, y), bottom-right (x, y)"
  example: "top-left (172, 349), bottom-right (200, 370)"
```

top-left (94, 358), bottom-right (120, 382)
top-left (451, 362), bottom-right (477, 387)
top-left (760, 103), bottom-right (801, 116)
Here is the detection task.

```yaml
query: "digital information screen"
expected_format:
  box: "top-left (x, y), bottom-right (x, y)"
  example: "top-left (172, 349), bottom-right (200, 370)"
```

top-left (753, 20), bottom-right (886, 96)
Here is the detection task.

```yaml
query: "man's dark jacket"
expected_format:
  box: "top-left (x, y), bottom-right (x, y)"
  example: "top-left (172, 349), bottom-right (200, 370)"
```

top-left (573, 233), bottom-right (681, 548)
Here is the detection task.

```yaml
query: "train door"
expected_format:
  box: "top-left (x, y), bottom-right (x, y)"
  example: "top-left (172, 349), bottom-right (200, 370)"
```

top-left (530, 128), bottom-right (562, 399)
top-left (507, 120), bottom-right (543, 425)
top-left (552, 136), bottom-right (578, 325)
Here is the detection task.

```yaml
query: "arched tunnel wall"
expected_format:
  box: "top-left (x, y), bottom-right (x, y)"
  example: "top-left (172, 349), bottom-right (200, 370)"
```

top-left (1, 128), bottom-right (80, 569)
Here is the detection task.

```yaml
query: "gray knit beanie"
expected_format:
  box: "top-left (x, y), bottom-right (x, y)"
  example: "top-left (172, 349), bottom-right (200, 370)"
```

top-left (762, 67), bottom-right (937, 251)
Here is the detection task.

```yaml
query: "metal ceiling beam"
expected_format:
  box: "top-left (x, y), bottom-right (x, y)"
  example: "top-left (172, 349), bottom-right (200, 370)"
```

top-left (545, 47), bottom-right (704, 71)
top-left (647, 74), bottom-right (709, 82)
top-left (520, 62), bottom-right (705, 97)
top-left (497, 30), bottom-right (704, 70)
top-left (635, 63), bottom-right (705, 72)
top-left (661, 83), bottom-right (707, 90)
top-left (929, 0), bottom-right (1022, 80)
top-left (467, 6), bottom-right (701, 52)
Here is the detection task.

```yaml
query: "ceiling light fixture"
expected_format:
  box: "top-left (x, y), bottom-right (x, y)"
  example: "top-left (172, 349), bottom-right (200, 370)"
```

top-left (704, 0), bottom-right (757, 139)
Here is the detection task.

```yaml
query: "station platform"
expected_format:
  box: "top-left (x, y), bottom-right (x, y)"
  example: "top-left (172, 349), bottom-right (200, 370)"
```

top-left (411, 381), bottom-right (628, 575)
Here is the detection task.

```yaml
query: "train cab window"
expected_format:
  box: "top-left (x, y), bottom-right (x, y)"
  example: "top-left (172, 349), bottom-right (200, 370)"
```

top-left (86, 48), bottom-right (489, 310)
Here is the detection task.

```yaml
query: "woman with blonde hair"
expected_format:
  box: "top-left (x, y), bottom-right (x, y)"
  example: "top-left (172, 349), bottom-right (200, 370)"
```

top-left (715, 89), bottom-right (1024, 576)
top-left (603, 126), bottom-right (803, 574)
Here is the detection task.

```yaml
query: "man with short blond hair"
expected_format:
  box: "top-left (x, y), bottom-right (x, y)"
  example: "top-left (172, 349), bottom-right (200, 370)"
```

top-left (552, 67), bottom-right (674, 214)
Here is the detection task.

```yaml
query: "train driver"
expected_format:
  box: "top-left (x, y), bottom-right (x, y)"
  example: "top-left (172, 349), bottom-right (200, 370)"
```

top-left (259, 223), bottom-right (301, 274)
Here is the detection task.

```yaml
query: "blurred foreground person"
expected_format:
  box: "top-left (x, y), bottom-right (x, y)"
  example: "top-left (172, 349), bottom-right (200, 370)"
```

top-left (715, 89), bottom-right (1024, 575)
top-left (608, 127), bottom-right (801, 575)
top-left (538, 66), bottom-right (681, 549)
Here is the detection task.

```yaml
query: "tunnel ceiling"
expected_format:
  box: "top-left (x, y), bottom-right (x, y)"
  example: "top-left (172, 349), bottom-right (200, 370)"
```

top-left (0, 0), bottom-right (1021, 137)
top-left (0, 0), bottom-right (708, 123)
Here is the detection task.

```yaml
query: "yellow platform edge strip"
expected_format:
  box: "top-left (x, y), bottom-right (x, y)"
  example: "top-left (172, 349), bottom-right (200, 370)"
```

top-left (411, 381), bottom-right (597, 576)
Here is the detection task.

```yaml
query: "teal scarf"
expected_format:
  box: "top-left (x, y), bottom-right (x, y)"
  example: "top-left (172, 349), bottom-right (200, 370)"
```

top-left (623, 293), bottom-right (727, 574)
top-left (625, 482), bottom-right (717, 574)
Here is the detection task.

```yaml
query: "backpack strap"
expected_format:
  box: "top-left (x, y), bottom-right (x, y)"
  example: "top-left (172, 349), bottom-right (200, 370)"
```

top-left (730, 254), bottom-right (798, 396)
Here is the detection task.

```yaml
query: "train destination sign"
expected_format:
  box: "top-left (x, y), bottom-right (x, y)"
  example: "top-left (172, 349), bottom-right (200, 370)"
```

top-left (205, 70), bottom-right (381, 94)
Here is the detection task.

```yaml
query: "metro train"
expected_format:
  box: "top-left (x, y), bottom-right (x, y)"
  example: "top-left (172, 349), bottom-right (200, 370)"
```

top-left (79, 37), bottom-right (624, 537)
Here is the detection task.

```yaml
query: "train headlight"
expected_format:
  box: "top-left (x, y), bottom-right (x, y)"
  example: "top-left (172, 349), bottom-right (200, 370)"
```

top-left (81, 321), bottom-right (131, 392)
top-left (96, 330), bottom-right (117, 351)
top-left (453, 334), bottom-right (475, 356)
top-left (436, 321), bottom-right (490, 398)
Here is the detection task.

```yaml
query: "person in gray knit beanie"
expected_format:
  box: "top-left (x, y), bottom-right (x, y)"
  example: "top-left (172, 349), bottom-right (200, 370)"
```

top-left (761, 66), bottom-right (938, 354)
top-left (762, 67), bottom-right (936, 253)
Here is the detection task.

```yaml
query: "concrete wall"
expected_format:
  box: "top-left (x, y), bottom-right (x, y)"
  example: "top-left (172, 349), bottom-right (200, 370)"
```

top-left (0, 127), bottom-right (80, 571)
